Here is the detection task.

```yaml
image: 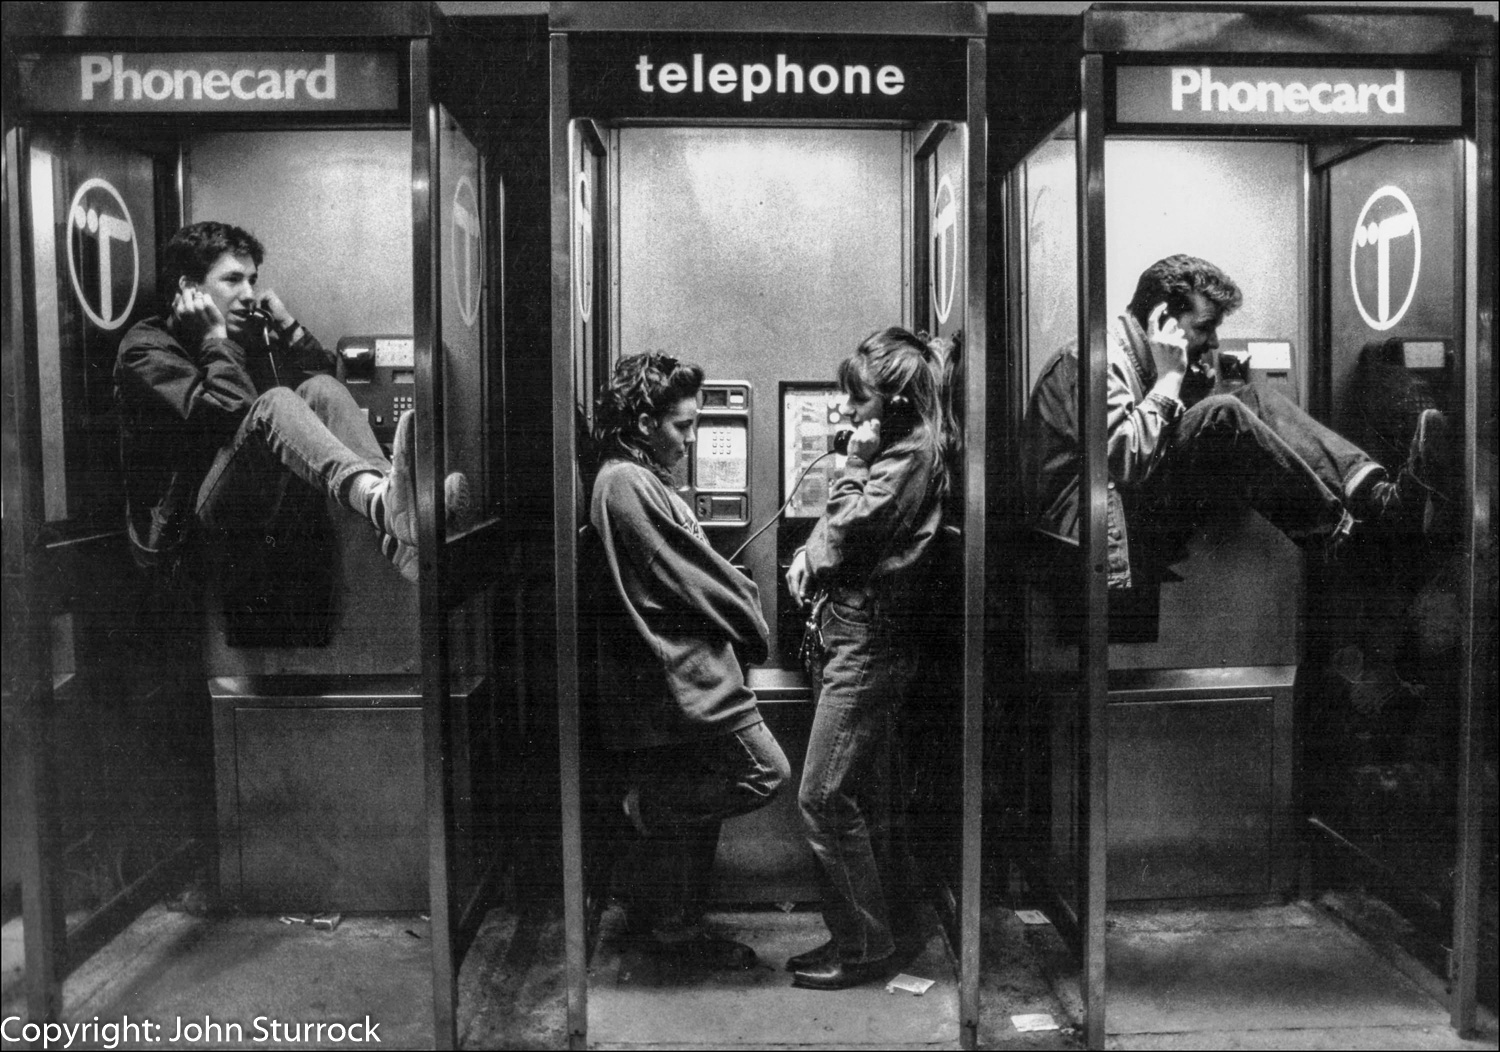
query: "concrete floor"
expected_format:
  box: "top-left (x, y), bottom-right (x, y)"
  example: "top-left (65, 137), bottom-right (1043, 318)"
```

top-left (2, 898), bottom-right (1495, 1050)
top-left (587, 906), bottom-right (960, 1048)
top-left (1101, 902), bottom-right (1479, 1049)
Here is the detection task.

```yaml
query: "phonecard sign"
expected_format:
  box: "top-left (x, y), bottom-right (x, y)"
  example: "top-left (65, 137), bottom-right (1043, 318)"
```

top-left (16, 52), bottom-right (401, 113)
top-left (783, 386), bottom-right (847, 520)
top-left (1114, 66), bottom-right (1462, 129)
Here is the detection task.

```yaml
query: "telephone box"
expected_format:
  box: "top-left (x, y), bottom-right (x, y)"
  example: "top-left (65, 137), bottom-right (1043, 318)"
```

top-left (550, 3), bottom-right (988, 1046)
top-left (2, 4), bottom-right (516, 1046)
top-left (993, 5), bottom-right (1495, 1045)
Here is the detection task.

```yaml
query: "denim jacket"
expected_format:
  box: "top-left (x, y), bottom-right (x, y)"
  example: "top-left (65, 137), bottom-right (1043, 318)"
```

top-left (1022, 314), bottom-right (1184, 589)
top-left (803, 425), bottom-right (944, 612)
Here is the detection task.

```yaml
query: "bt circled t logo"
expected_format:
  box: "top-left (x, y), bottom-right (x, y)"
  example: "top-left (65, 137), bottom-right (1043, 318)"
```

top-left (930, 174), bottom-right (958, 325)
top-left (1350, 184), bottom-right (1420, 332)
top-left (451, 174), bottom-right (482, 328)
top-left (574, 168), bottom-right (593, 323)
top-left (67, 177), bottom-right (139, 331)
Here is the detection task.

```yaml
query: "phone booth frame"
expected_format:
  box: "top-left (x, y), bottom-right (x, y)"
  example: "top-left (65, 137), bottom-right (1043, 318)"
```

top-left (549, 2), bottom-right (988, 1046)
top-left (1, 4), bottom-right (512, 1047)
top-left (998, 6), bottom-right (1495, 1046)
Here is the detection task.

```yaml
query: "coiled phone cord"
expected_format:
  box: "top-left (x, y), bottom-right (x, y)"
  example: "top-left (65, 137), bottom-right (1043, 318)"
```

top-left (727, 430), bottom-right (850, 564)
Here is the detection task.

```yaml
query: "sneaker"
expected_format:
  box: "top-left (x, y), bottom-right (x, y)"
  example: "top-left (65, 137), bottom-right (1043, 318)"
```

top-left (368, 411), bottom-right (473, 545)
top-left (444, 469), bottom-right (473, 534)
top-left (380, 533), bottom-right (419, 583)
top-left (369, 411), bottom-right (419, 545)
top-left (622, 787), bottom-right (649, 837)
top-left (1403, 408), bottom-right (1454, 536)
top-left (1346, 409), bottom-right (1453, 531)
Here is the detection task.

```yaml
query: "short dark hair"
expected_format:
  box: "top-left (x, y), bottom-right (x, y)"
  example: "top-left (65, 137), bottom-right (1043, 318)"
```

top-left (1126, 255), bottom-right (1242, 329)
top-left (593, 352), bottom-right (705, 474)
top-left (158, 221), bottom-right (264, 306)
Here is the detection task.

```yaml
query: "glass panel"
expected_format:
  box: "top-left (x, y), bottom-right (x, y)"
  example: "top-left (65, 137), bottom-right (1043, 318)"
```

top-left (446, 587), bottom-right (497, 910)
top-left (435, 107), bottom-right (497, 956)
top-left (16, 129), bottom-right (211, 940)
top-left (1304, 140), bottom-right (1470, 973)
top-left (28, 129), bottom-right (158, 525)
top-left (1477, 356), bottom-right (1497, 1018)
top-left (439, 105), bottom-right (489, 520)
top-left (572, 122), bottom-right (601, 439)
top-left (1098, 140), bottom-right (1307, 900)
top-left (1012, 115), bottom-right (1082, 925)
top-left (910, 121), bottom-right (967, 930)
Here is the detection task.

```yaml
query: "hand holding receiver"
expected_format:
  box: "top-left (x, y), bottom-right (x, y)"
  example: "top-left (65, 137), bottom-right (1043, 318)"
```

top-left (256, 289), bottom-right (297, 334)
top-left (848, 419), bottom-right (881, 462)
top-left (1146, 302), bottom-right (1188, 381)
top-left (173, 284), bottom-right (227, 347)
top-left (785, 548), bottom-right (813, 609)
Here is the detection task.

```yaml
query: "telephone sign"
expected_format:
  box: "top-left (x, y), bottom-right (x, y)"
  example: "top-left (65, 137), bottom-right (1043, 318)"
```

top-left (931, 175), bottom-right (958, 325)
top-left (67, 177), bottom-right (138, 330)
top-left (1350, 184), bottom-right (1420, 332)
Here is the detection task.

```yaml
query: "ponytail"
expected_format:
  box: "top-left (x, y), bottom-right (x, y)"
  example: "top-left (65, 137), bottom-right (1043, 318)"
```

top-left (924, 329), bottom-right (963, 495)
top-left (840, 326), bottom-right (962, 501)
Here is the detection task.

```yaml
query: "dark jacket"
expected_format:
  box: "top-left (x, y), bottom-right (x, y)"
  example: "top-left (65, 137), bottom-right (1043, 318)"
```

top-left (803, 424), bottom-right (945, 612)
top-left (590, 456), bottom-right (769, 750)
top-left (113, 315), bottom-right (333, 566)
top-left (1022, 313), bottom-right (1184, 589)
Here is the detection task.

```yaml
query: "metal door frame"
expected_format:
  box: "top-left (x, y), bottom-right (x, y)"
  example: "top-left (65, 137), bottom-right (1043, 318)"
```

top-left (549, 4), bottom-right (987, 1047)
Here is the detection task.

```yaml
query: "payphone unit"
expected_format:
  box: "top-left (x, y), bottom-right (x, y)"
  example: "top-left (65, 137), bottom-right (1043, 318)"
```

top-left (1216, 338), bottom-right (1297, 402)
top-left (689, 380), bottom-right (752, 527)
top-left (775, 381), bottom-right (849, 659)
top-left (336, 334), bottom-right (417, 450)
top-left (780, 382), bottom-right (849, 521)
top-left (1398, 337), bottom-right (1453, 404)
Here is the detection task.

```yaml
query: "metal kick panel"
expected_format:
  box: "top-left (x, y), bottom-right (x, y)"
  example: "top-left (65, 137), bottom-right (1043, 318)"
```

top-left (1108, 696), bottom-right (1275, 900)
top-left (228, 705), bottom-right (426, 912)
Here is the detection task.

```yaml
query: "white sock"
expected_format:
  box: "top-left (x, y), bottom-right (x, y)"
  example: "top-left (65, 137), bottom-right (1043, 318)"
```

top-left (345, 471), bottom-right (386, 524)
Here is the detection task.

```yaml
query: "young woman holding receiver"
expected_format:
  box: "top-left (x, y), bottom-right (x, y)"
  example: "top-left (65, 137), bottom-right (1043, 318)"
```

top-left (785, 327), bottom-right (959, 990)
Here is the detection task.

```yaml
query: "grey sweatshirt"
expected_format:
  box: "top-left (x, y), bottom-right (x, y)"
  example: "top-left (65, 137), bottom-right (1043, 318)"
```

top-left (590, 457), bottom-right (768, 750)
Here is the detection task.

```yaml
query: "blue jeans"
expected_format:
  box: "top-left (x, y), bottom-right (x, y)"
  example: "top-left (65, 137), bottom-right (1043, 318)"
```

top-left (800, 587), bottom-right (918, 965)
top-left (619, 720), bottom-right (789, 930)
top-left (197, 374), bottom-right (388, 530)
top-left (1154, 383), bottom-right (1379, 542)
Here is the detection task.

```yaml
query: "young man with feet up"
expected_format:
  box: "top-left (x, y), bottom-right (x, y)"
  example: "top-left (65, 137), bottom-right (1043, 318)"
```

top-left (115, 221), bottom-right (468, 587)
